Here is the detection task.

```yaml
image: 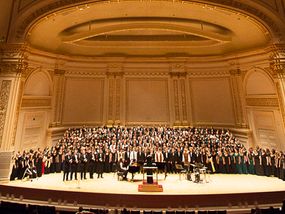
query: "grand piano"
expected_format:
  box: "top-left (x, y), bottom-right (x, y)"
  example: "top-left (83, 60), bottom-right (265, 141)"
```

top-left (128, 162), bottom-right (167, 181)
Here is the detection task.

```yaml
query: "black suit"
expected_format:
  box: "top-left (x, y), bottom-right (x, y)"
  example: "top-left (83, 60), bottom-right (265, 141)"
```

top-left (70, 154), bottom-right (79, 180)
top-left (63, 155), bottom-right (71, 181)
top-left (163, 151), bottom-right (171, 173)
top-left (88, 152), bottom-right (95, 179)
top-left (80, 153), bottom-right (88, 179)
top-left (96, 153), bottom-right (105, 178)
top-left (169, 152), bottom-right (178, 173)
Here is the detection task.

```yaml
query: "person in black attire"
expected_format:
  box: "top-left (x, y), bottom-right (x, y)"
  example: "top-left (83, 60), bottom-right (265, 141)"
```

top-left (63, 150), bottom-right (72, 181)
top-left (265, 149), bottom-right (271, 176)
top-left (104, 148), bottom-right (111, 173)
top-left (56, 147), bottom-right (63, 173)
top-left (270, 149), bottom-right (276, 177)
top-left (88, 148), bottom-right (96, 179)
top-left (110, 150), bottom-right (118, 172)
top-left (35, 151), bottom-right (43, 178)
top-left (10, 152), bottom-right (18, 181)
top-left (176, 147), bottom-right (183, 164)
top-left (254, 148), bottom-right (264, 176)
top-left (80, 148), bottom-right (88, 179)
top-left (163, 147), bottom-right (171, 174)
top-left (51, 149), bottom-right (57, 173)
top-left (169, 148), bottom-right (177, 173)
top-left (224, 151), bottom-right (231, 174)
top-left (281, 152), bottom-right (285, 181)
top-left (145, 153), bottom-right (155, 184)
top-left (97, 148), bottom-right (105, 178)
top-left (137, 147), bottom-right (145, 173)
top-left (70, 150), bottom-right (79, 180)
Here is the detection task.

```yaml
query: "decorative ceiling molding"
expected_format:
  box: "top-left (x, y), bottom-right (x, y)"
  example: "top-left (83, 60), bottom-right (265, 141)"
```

top-left (12, 0), bottom-right (284, 42)
top-left (204, 0), bottom-right (282, 37)
top-left (62, 21), bottom-right (231, 43)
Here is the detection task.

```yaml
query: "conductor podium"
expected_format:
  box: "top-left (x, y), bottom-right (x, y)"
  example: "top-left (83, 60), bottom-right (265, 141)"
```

top-left (138, 166), bottom-right (163, 192)
top-left (138, 155), bottom-right (163, 192)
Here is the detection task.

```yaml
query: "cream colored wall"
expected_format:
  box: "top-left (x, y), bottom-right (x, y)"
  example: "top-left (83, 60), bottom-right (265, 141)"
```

top-left (8, 58), bottom-right (285, 151)
top-left (5, 47), bottom-right (283, 151)
top-left (245, 69), bottom-right (285, 150)
top-left (62, 77), bottom-right (105, 125)
top-left (189, 77), bottom-right (235, 127)
top-left (126, 78), bottom-right (170, 125)
top-left (54, 67), bottom-right (236, 128)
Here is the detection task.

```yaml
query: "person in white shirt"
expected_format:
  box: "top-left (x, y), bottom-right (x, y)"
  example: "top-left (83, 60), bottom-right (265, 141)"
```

top-left (130, 147), bottom-right (138, 164)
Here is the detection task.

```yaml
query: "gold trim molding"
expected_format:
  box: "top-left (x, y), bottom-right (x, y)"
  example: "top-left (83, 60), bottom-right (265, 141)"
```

top-left (0, 80), bottom-right (12, 148)
top-left (21, 97), bottom-right (52, 108)
top-left (246, 97), bottom-right (279, 107)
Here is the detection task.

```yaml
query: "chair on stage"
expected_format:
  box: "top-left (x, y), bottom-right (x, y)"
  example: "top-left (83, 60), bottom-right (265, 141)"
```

top-left (175, 164), bottom-right (187, 180)
top-left (117, 171), bottom-right (125, 181)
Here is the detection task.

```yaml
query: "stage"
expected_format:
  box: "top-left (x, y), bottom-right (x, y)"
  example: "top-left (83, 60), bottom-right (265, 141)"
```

top-left (1, 173), bottom-right (285, 211)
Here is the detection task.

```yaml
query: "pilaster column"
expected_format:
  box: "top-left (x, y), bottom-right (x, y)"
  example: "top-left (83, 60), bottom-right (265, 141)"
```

top-left (106, 63), bottom-right (124, 126)
top-left (229, 68), bottom-right (247, 128)
top-left (270, 44), bottom-right (285, 127)
top-left (51, 69), bottom-right (65, 127)
top-left (0, 44), bottom-right (27, 151)
top-left (0, 43), bottom-right (27, 181)
top-left (169, 62), bottom-right (188, 126)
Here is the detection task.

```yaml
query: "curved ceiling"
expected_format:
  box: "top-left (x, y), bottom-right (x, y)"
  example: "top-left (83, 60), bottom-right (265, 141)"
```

top-left (27, 1), bottom-right (270, 57)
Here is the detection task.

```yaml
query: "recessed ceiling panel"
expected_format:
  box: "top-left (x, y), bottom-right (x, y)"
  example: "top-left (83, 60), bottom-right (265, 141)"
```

top-left (27, 1), bottom-right (270, 57)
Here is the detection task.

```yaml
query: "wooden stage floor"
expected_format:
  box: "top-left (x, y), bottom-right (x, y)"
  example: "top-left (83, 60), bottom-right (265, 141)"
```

top-left (3, 173), bottom-right (285, 194)
top-left (1, 173), bottom-right (285, 210)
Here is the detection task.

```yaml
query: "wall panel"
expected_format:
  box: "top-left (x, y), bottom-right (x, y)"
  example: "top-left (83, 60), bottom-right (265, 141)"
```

top-left (190, 77), bottom-right (235, 126)
top-left (126, 78), bottom-right (169, 124)
top-left (62, 78), bottom-right (104, 124)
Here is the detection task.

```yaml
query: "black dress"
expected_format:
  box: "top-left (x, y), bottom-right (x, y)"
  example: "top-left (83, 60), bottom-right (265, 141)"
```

top-left (254, 154), bottom-right (263, 176)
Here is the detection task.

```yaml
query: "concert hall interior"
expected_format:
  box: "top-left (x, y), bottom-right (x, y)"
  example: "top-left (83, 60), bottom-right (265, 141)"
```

top-left (1, 0), bottom-right (285, 214)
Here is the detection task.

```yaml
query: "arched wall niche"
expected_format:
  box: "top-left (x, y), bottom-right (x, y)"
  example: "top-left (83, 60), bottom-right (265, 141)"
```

top-left (244, 68), bottom-right (276, 96)
top-left (14, 69), bottom-right (53, 152)
top-left (244, 67), bottom-right (285, 150)
top-left (24, 70), bottom-right (52, 96)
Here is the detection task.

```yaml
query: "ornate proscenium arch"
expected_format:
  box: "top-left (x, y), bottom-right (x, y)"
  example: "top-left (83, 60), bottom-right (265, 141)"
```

top-left (12, 0), bottom-right (284, 44)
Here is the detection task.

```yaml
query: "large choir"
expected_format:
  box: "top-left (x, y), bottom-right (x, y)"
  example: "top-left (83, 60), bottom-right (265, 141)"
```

top-left (10, 126), bottom-right (285, 181)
